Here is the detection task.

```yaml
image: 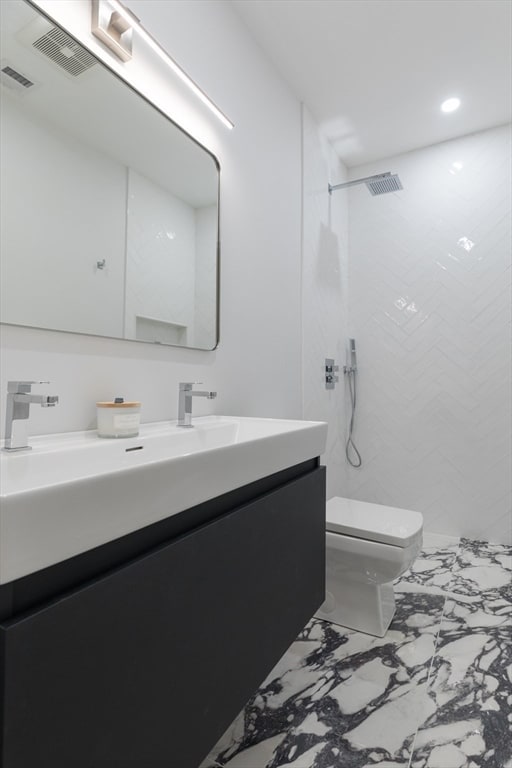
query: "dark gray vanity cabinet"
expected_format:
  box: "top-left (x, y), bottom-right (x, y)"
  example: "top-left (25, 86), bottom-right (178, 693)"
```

top-left (0, 460), bottom-right (325, 768)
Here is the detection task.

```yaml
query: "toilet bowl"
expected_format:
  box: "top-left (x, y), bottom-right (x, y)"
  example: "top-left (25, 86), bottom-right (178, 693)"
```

top-left (315, 497), bottom-right (423, 637)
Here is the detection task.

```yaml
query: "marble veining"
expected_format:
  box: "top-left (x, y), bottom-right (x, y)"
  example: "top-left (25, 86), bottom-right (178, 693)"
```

top-left (200, 536), bottom-right (511, 768)
top-left (410, 538), bottom-right (511, 768)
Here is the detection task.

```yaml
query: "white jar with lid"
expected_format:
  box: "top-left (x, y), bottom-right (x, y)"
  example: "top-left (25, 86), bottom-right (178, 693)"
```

top-left (96, 398), bottom-right (141, 438)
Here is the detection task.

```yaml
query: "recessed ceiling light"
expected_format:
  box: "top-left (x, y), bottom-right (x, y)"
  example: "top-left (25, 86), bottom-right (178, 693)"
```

top-left (441, 97), bottom-right (461, 113)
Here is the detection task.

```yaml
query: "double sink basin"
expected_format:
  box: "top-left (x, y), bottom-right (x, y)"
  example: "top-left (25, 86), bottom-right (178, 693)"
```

top-left (0, 415), bottom-right (327, 584)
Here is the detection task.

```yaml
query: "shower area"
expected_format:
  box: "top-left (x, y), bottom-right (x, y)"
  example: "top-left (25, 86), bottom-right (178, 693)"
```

top-left (302, 108), bottom-right (511, 546)
top-left (203, 113), bottom-right (512, 768)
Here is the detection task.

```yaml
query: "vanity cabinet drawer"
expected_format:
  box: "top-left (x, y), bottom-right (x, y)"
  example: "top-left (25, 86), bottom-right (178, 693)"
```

top-left (0, 466), bottom-right (325, 768)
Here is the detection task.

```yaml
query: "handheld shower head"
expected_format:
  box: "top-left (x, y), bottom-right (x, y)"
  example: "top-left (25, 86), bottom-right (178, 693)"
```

top-left (343, 338), bottom-right (362, 468)
top-left (349, 338), bottom-right (357, 370)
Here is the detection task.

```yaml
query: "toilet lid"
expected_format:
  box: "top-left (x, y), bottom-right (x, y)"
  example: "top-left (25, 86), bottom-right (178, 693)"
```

top-left (326, 497), bottom-right (423, 548)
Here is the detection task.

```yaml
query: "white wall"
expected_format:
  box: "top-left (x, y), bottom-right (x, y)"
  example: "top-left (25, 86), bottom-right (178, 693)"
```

top-left (301, 105), bottom-right (350, 500)
top-left (0, 94), bottom-right (126, 337)
top-left (347, 124), bottom-right (512, 544)
top-left (1, 0), bottom-right (302, 434)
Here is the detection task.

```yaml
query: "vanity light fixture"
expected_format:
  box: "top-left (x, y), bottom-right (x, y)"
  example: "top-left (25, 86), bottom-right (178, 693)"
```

top-left (91, 0), bottom-right (234, 130)
top-left (91, 0), bottom-right (133, 62)
top-left (440, 97), bottom-right (461, 113)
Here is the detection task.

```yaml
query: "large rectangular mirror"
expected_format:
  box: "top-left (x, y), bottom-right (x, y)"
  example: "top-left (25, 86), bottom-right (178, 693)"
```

top-left (0, 0), bottom-right (220, 350)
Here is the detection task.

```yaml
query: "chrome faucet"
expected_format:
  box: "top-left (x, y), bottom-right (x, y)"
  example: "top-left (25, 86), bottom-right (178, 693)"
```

top-left (3, 381), bottom-right (59, 451)
top-left (177, 382), bottom-right (217, 427)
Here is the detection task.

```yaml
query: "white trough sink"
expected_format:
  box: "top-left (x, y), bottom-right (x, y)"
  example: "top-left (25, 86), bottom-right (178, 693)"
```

top-left (0, 415), bottom-right (327, 584)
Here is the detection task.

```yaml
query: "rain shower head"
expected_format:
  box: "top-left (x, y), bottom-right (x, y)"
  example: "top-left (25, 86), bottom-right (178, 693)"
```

top-left (328, 172), bottom-right (403, 196)
top-left (366, 173), bottom-right (402, 195)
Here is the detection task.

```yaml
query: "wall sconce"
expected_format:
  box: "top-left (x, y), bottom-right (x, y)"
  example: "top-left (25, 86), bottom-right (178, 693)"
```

top-left (91, 0), bottom-right (234, 130)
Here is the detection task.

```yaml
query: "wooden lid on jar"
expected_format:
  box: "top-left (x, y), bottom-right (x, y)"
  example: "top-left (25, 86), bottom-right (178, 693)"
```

top-left (96, 399), bottom-right (141, 408)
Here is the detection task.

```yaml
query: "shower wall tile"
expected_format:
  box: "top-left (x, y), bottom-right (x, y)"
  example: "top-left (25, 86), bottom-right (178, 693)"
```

top-left (301, 105), bottom-right (350, 499)
top-left (125, 169), bottom-right (196, 343)
top-left (194, 204), bottom-right (218, 350)
top-left (347, 124), bottom-right (512, 544)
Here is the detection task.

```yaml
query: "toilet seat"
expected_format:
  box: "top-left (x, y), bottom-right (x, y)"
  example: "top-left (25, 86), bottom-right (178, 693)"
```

top-left (326, 497), bottom-right (423, 548)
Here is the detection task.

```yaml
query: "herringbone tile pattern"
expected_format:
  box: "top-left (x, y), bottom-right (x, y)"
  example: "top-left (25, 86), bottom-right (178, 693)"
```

top-left (348, 125), bottom-right (512, 543)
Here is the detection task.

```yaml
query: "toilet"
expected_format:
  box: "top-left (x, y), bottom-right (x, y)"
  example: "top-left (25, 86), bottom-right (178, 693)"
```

top-left (315, 497), bottom-right (423, 637)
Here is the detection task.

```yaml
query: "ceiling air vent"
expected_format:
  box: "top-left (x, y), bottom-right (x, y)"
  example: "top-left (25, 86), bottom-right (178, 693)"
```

top-left (32, 27), bottom-right (97, 77)
top-left (1, 64), bottom-right (34, 89)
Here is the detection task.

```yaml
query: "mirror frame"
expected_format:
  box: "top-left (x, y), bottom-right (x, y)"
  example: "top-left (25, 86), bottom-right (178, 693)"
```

top-left (2, 0), bottom-right (221, 351)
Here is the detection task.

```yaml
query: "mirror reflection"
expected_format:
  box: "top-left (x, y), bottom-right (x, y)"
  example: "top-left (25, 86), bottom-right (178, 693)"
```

top-left (0, 0), bottom-right (220, 350)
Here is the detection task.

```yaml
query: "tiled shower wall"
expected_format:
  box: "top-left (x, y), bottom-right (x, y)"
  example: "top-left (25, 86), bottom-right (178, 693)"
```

top-left (347, 124), bottom-right (512, 544)
top-left (125, 169), bottom-right (196, 344)
top-left (301, 105), bottom-right (350, 499)
top-left (125, 173), bottom-right (216, 349)
top-left (194, 205), bottom-right (218, 350)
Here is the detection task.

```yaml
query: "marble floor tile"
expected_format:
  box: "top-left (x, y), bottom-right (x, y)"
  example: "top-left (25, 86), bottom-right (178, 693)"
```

top-left (447, 539), bottom-right (512, 599)
top-left (395, 537), bottom-right (460, 595)
top-left (456, 538), bottom-right (512, 569)
top-left (202, 591), bottom-right (446, 768)
top-left (199, 537), bottom-right (511, 768)
top-left (410, 540), bottom-right (512, 768)
top-left (410, 609), bottom-right (511, 767)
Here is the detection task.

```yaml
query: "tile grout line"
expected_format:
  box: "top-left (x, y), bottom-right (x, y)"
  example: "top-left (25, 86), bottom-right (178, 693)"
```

top-left (425, 537), bottom-right (462, 686)
top-left (406, 537), bottom-right (463, 768)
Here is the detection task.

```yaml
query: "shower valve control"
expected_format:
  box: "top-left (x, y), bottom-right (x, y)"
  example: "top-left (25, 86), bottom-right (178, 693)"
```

top-left (325, 359), bottom-right (339, 390)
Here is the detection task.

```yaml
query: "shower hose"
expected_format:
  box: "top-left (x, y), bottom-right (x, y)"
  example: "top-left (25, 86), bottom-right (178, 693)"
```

top-left (345, 367), bottom-right (362, 468)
